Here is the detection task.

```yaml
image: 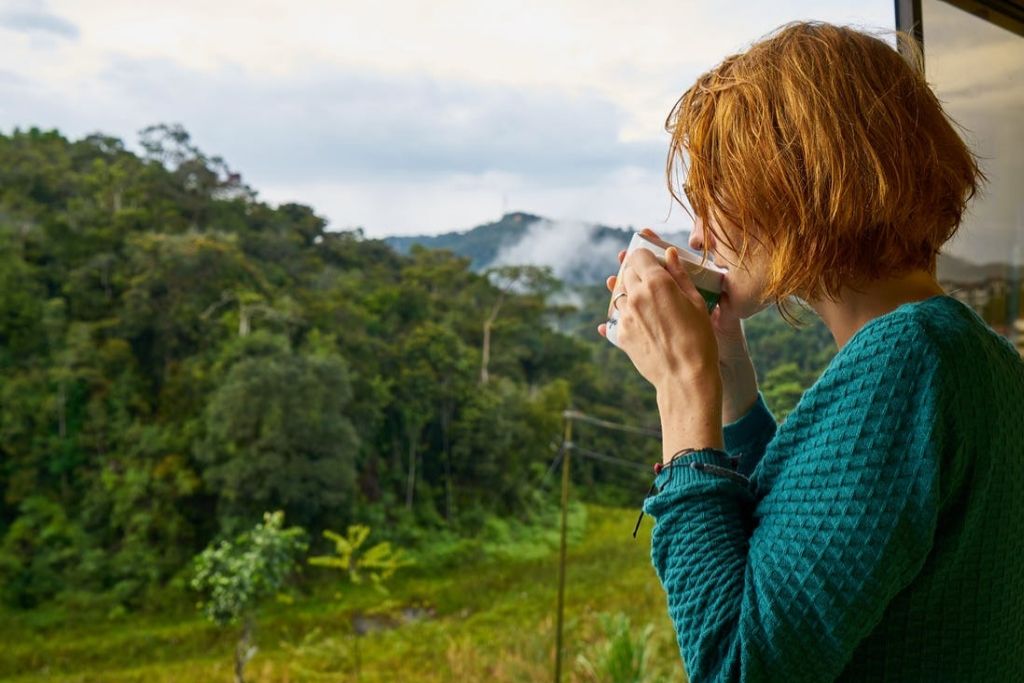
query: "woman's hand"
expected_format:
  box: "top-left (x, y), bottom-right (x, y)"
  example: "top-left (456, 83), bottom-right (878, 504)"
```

top-left (596, 234), bottom-right (724, 459)
top-left (608, 246), bottom-right (721, 389)
top-left (599, 228), bottom-right (758, 426)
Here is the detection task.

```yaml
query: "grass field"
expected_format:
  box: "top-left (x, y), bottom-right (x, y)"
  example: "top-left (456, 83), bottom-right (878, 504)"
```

top-left (0, 504), bottom-right (688, 683)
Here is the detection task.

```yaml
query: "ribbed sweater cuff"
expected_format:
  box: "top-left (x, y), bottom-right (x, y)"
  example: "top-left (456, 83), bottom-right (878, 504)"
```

top-left (643, 449), bottom-right (749, 517)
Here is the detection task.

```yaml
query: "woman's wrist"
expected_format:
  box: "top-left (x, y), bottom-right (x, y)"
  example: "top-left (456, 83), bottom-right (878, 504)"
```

top-left (656, 379), bottom-right (725, 463)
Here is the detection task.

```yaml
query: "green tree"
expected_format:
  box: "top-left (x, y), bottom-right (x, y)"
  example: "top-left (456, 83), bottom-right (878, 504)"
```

top-left (761, 362), bottom-right (818, 422)
top-left (190, 510), bottom-right (307, 683)
top-left (120, 230), bottom-right (265, 384)
top-left (478, 263), bottom-right (563, 385)
top-left (390, 322), bottom-right (476, 518)
top-left (449, 377), bottom-right (567, 518)
top-left (0, 497), bottom-right (88, 608)
top-left (0, 231), bottom-right (44, 368)
top-left (195, 332), bottom-right (360, 531)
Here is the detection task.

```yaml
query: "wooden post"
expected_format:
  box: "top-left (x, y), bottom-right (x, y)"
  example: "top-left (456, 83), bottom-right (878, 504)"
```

top-left (554, 411), bottom-right (573, 683)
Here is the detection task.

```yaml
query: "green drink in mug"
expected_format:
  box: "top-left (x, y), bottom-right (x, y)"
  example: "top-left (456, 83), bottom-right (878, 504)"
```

top-left (605, 231), bottom-right (727, 349)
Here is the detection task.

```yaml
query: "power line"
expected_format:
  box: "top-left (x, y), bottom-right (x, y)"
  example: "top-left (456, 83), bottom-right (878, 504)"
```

top-left (566, 443), bottom-right (649, 471)
top-left (537, 448), bottom-right (565, 489)
top-left (561, 409), bottom-right (662, 439)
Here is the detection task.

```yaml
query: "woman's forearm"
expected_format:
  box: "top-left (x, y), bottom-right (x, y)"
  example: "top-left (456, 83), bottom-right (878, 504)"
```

top-left (720, 355), bottom-right (759, 425)
top-left (656, 376), bottom-right (725, 463)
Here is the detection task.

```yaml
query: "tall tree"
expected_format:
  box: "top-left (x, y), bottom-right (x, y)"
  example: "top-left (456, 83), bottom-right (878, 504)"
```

top-left (195, 332), bottom-right (360, 531)
top-left (478, 264), bottom-right (562, 385)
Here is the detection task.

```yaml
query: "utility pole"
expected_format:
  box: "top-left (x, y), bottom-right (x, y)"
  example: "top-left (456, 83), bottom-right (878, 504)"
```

top-left (553, 410), bottom-right (573, 683)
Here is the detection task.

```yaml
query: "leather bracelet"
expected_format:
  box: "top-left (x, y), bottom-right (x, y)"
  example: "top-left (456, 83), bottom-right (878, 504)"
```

top-left (633, 446), bottom-right (732, 539)
top-left (654, 447), bottom-right (728, 475)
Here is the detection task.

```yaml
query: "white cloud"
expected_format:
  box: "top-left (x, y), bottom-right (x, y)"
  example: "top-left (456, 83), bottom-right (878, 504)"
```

top-left (0, 1), bottom-right (78, 40)
top-left (260, 164), bottom-right (694, 238)
top-left (490, 218), bottom-right (623, 280)
top-left (35, 0), bottom-right (893, 143)
top-left (35, 0), bottom-right (1024, 253)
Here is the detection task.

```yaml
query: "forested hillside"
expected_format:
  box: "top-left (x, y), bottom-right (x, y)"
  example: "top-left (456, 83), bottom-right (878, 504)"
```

top-left (0, 125), bottom-right (835, 613)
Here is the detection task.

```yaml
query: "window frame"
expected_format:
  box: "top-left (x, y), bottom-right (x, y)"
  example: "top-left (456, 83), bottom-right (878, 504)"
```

top-left (896, 0), bottom-right (1024, 65)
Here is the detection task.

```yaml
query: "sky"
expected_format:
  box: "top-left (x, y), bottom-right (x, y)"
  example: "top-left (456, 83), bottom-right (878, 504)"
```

top-left (0, 0), bottom-right (1020, 263)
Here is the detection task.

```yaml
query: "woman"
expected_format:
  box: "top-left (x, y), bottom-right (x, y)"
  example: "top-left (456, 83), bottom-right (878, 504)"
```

top-left (597, 21), bottom-right (1024, 682)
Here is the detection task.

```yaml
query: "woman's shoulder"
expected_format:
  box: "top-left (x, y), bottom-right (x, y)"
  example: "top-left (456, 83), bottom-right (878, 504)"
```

top-left (795, 294), bottom-right (1023, 417)
top-left (782, 296), bottom-right (955, 423)
top-left (817, 296), bottom-right (946, 381)
top-left (757, 295), bottom-right (1023, 490)
top-left (910, 295), bottom-right (1024, 372)
top-left (756, 298), bottom-right (949, 485)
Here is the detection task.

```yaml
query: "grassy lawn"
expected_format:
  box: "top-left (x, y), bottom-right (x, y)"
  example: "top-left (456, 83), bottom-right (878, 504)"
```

top-left (0, 504), bottom-right (688, 682)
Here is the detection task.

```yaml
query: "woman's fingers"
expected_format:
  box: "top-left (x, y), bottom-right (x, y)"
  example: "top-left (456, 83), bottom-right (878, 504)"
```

top-left (618, 249), bottom-right (626, 264)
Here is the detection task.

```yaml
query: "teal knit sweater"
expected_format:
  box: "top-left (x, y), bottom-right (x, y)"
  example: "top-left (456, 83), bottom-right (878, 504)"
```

top-left (643, 294), bottom-right (1024, 682)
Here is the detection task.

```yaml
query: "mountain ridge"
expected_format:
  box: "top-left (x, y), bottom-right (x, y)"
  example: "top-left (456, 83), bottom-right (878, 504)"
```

top-left (382, 212), bottom-right (1015, 287)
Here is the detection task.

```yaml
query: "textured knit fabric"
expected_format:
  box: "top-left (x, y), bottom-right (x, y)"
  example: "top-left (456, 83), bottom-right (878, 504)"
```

top-left (643, 293), bottom-right (1024, 682)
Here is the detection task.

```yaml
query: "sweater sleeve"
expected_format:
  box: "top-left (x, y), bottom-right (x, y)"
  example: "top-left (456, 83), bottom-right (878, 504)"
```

top-left (643, 342), bottom-right (941, 682)
top-left (722, 391), bottom-right (777, 478)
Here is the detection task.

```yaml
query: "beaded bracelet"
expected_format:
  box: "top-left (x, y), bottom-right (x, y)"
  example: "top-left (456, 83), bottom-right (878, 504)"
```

top-left (632, 446), bottom-right (732, 539)
top-left (654, 447), bottom-right (714, 474)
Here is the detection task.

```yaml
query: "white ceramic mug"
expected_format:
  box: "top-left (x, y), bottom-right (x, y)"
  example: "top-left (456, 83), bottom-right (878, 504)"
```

top-left (605, 232), bottom-right (727, 349)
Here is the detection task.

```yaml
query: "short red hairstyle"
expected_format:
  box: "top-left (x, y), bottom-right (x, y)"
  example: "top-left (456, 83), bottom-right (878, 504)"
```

top-left (665, 21), bottom-right (985, 324)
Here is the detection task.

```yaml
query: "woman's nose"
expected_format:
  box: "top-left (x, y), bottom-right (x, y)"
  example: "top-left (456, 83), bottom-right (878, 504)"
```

top-left (689, 218), bottom-right (710, 252)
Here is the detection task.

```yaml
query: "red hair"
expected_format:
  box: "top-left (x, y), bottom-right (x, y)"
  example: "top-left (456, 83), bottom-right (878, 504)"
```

top-left (665, 21), bottom-right (985, 324)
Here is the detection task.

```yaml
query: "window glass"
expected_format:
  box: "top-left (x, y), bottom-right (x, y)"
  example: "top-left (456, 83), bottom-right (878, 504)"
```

top-left (923, 0), bottom-right (1024, 353)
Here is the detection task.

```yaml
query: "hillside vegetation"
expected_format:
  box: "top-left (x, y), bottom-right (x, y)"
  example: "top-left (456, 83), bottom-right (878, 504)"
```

top-left (0, 126), bottom-right (838, 682)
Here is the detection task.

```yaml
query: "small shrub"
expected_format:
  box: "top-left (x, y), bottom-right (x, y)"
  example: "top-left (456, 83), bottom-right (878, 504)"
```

top-left (575, 612), bottom-right (668, 683)
top-left (190, 510), bottom-right (307, 683)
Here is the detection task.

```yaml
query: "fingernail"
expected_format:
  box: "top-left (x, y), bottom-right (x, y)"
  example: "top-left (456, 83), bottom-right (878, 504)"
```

top-left (666, 247), bottom-right (678, 264)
